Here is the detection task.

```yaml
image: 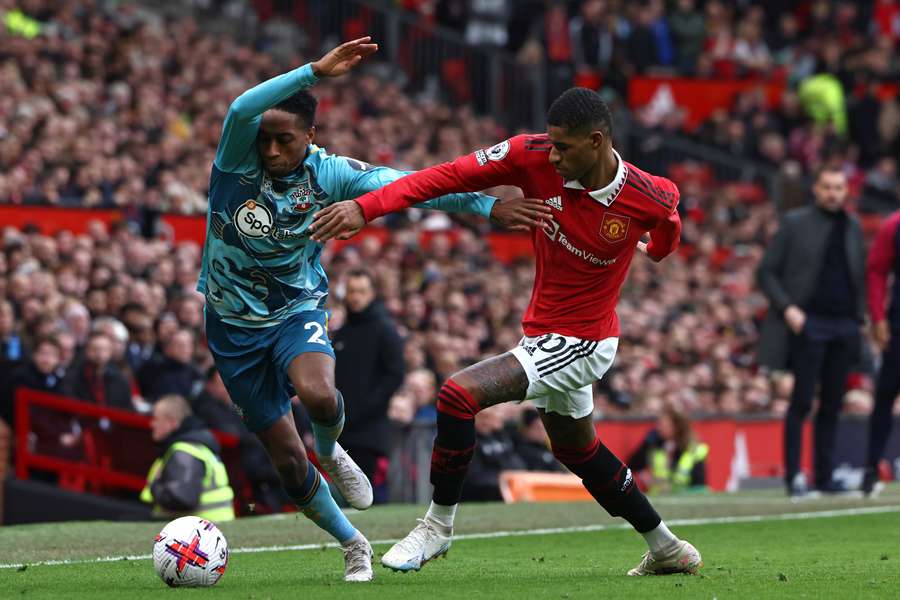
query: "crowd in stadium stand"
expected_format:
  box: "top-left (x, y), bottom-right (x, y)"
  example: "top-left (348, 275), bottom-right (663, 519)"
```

top-left (1, 1), bottom-right (897, 485)
top-left (4, 1), bottom-right (898, 215)
top-left (397, 0), bottom-right (900, 205)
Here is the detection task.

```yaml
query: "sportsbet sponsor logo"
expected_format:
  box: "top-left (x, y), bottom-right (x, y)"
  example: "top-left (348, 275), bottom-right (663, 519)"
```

top-left (233, 199), bottom-right (305, 240)
top-left (234, 200), bottom-right (273, 238)
top-left (544, 220), bottom-right (617, 266)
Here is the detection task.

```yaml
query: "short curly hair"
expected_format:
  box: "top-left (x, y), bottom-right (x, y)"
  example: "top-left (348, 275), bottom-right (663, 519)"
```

top-left (274, 90), bottom-right (318, 129)
top-left (547, 87), bottom-right (612, 136)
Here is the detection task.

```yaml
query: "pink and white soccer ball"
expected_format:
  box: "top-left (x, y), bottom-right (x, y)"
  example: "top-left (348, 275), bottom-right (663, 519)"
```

top-left (152, 516), bottom-right (229, 587)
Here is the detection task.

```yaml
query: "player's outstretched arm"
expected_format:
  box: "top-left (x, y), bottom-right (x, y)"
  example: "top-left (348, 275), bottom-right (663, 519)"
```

top-left (310, 137), bottom-right (530, 241)
top-left (314, 154), bottom-right (550, 236)
top-left (214, 37), bottom-right (378, 173)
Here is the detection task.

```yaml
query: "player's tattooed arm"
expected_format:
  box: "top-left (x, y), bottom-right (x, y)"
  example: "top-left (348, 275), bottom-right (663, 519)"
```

top-left (451, 353), bottom-right (530, 409)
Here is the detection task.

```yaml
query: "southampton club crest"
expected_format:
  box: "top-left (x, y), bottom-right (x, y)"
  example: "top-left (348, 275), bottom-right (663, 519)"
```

top-left (290, 187), bottom-right (315, 213)
top-left (600, 212), bottom-right (630, 243)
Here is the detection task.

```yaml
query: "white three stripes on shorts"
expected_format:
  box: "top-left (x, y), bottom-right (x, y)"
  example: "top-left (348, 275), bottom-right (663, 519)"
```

top-left (511, 334), bottom-right (618, 420)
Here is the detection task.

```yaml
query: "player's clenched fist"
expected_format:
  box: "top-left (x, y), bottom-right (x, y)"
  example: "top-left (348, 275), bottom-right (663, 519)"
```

top-left (311, 37), bottom-right (378, 78)
top-left (310, 200), bottom-right (366, 242)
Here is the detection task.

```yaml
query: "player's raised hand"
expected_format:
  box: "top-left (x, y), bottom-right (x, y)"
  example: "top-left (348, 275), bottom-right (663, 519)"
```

top-left (311, 37), bottom-right (378, 78)
top-left (309, 200), bottom-right (367, 242)
top-left (636, 238), bottom-right (661, 261)
top-left (490, 197), bottom-right (553, 232)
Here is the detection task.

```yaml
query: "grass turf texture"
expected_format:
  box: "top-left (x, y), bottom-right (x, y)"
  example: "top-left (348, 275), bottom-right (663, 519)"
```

top-left (1, 486), bottom-right (899, 599)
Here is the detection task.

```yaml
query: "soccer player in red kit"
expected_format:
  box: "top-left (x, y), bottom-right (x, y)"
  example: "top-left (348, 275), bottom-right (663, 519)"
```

top-left (311, 88), bottom-right (702, 576)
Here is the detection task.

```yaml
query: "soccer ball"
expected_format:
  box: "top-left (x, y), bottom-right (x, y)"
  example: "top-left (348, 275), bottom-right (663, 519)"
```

top-left (152, 516), bottom-right (228, 587)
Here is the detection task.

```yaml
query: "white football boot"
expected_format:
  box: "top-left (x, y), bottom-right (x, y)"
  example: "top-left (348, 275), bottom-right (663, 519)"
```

top-left (381, 518), bottom-right (452, 572)
top-left (318, 442), bottom-right (374, 510)
top-left (627, 540), bottom-right (702, 576)
top-left (342, 535), bottom-right (374, 582)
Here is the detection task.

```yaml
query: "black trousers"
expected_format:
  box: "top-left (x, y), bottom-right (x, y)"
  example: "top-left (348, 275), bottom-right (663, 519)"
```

top-left (344, 446), bottom-right (389, 505)
top-left (867, 325), bottom-right (900, 467)
top-left (784, 316), bottom-right (860, 487)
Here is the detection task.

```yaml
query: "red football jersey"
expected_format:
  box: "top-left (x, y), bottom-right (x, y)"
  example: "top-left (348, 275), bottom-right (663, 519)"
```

top-left (356, 133), bottom-right (682, 340)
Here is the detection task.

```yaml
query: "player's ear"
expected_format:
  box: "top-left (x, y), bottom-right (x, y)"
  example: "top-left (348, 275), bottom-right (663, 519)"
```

top-left (589, 130), bottom-right (604, 150)
top-left (306, 125), bottom-right (316, 144)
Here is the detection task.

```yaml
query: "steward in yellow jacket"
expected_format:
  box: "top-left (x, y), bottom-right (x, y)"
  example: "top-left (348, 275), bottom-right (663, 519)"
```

top-left (141, 395), bottom-right (235, 522)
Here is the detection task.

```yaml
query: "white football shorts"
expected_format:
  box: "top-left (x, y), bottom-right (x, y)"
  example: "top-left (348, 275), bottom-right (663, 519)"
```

top-left (509, 333), bottom-right (618, 419)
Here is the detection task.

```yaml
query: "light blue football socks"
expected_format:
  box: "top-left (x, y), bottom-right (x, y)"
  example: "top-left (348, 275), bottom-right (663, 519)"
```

top-left (287, 463), bottom-right (357, 544)
top-left (311, 391), bottom-right (345, 459)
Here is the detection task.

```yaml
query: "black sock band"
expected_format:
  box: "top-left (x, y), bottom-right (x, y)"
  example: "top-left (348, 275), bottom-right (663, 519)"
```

top-left (553, 438), bottom-right (661, 533)
top-left (430, 409), bottom-right (476, 506)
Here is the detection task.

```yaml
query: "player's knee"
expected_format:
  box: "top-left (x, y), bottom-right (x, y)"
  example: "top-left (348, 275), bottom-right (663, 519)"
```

top-left (436, 378), bottom-right (481, 420)
top-left (294, 381), bottom-right (338, 421)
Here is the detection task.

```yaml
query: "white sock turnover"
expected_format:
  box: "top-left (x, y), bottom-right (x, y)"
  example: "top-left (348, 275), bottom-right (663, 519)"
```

top-left (425, 501), bottom-right (457, 530)
top-left (641, 521), bottom-right (680, 556)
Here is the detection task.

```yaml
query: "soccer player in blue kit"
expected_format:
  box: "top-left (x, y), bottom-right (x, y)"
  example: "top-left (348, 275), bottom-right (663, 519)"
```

top-left (198, 38), bottom-right (551, 581)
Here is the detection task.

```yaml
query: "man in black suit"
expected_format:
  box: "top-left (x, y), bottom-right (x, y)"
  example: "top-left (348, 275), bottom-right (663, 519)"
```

top-left (333, 269), bottom-right (405, 504)
top-left (757, 166), bottom-right (866, 496)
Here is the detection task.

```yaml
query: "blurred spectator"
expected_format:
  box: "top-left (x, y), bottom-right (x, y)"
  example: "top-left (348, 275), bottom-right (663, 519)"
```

top-left (142, 394), bottom-right (235, 522)
top-left (334, 269), bottom-right (405, 503)
top-left (69, 331), bottom-right (132, 411)
top-left (798, 72), bottom-right (848, 137)
top-left (54, 330), bottom-right (78, 379)
top-left (137, 329), bottom-right (203, 402)
top-left (121, 303), bottom-right (156, 373)
top-left (465, 0), bottom-right (510, 47)
top-left (0, 337), bottom-right (80, 467)
top-left (569, 0), bottom-right (614, 83)
top-left (757, 167), bottom-right (866, 496)
top-left (863, 157), bottom-right (900, 211)
top-left (91, 316), bottom-right (131, 375)
top-left (625, 3), bottom-right (661, 74)
top-left (435, 0), bottom-right (468, 34)
top-left (62, 302), bottom-right (91, 349)
top-left (0, 299), bottom-right (26, 391)
top-left (732, 19), bottom-right (770, 75)
top-left (668, 0), bottom-right (705, 74)
top-left (627, 405), bottom-right (708, 494)
top-left (863, 210), bottom-right (900, 495)
top-left (514, 408), bottom-right (565, 473)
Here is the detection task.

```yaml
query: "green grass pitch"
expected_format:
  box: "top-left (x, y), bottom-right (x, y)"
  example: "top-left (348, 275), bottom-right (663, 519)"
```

top-left (2, 486), bottom-right (899, 599)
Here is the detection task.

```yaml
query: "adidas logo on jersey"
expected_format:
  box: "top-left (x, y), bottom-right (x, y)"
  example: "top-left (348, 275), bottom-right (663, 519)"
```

top-left (545, 196), bottom-right (563, 211)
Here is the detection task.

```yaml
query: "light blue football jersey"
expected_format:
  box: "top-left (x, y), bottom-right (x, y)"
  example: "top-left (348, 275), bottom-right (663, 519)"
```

top-left (197, 64), bottom-right (495, 328)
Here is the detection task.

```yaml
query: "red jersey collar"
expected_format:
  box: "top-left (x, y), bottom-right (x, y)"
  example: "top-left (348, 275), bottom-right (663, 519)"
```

top-left (562, 149), bottom-right (628, 207)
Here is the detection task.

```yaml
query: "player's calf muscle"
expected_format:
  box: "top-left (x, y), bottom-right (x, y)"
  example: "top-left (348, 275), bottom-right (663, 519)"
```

top-left (550, 432), bottom-right (660, 532)
top-left (256, 416), bottom-right (309, 487)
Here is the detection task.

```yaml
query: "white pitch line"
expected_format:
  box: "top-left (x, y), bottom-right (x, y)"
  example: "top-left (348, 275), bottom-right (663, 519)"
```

top-left (2, 504), bottom-right (898, 570)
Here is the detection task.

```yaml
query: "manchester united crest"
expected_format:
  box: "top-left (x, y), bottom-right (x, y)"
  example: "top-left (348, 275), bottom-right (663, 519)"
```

top-left (600, 212), bottom-right (630, 243)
